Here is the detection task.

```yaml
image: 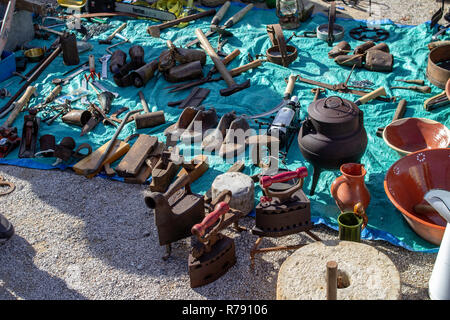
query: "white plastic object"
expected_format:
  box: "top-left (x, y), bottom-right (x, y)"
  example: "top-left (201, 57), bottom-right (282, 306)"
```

top-left (425, 189), bottom-right (450, 300)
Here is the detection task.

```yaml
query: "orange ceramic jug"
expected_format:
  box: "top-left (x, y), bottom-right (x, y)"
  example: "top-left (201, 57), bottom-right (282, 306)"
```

top-left (330, 163), bottom-right (371, 212)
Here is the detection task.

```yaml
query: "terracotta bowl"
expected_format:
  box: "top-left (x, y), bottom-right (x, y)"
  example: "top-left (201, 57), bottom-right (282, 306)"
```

top-left (384, 148), bottom-right (450, 245)
top-left (383, 117), bottom-right (450, 157)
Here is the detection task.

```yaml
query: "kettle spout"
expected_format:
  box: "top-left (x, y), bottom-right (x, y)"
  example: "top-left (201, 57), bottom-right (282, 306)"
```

top-left (425, 189), bottom-right (450, 223)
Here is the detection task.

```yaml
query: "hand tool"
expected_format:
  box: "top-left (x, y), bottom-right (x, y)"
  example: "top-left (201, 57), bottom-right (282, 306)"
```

top-left (430, 0), bottom-right (445, 29)
top-left (18, 109), bottom-right (40, 158)
top-left (88, 82), bottom-right (115, 114)
top-left (376, 99), bottom-right (407, 137)
top-left (83, 109), bottom-right (142, 176)
top-left (91, 81), bottom-right (119, 99)
top-left (432, 23), bottom-right (450, 41)
top-left (0, 46), bottom-right (61, 117)
top-left (195, 28), bottom-right (250, 96)
top-left (0, 0), bottom-right (16, 57)
top-left (30, 85), bottom-right (62, 112)
top-left (45, 102), bottom-right (71, 125)
top-left (147, 9), bottom-right (216, 38)
top-left (98, 22), bottom-right (127, 44)
top-left (164, 48), bottom-right (240, 92)
top-left (134, 91), bottom-right (166, 129)
top-left (80, 78), bottom-right (89, 105)
top-left (424, 90), bottom-right (449, 111)
top-left (110, 1), bottom-right (177, 21)
top-left (296, 65), bottom-right (394, 102)
top-left (85, 54), bottom-right (101, 82)
top-left (390, 86), bottom-right (432, 93)
top-left (52, 64), bottom-right (90, 85)
top-left (109, 107), bottom-right (131, 124)
top-left (99, 54), bottom-right (111, 80)
top-left (354, 87), bottom-right (387, 106)
top-left (1, 86), bottom-right (37, 127)
top-left (216, 36), bottom-right (228, 57)
top-left (80, 102), bottom-right (117, 136)
top-left (243, 74), bottom-right (297, 120)
top-left (210, 1), bottom-right (231, 30)
top-left (114, 32), bottom-right (130, 43)
top-left (185, 3), bottom-right (253, 48)
top-left (167, 87), bottom-right (210, 109)
top-left (394, 79), bottom-right (425, 85)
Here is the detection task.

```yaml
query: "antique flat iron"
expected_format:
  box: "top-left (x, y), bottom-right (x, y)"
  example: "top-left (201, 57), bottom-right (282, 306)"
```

top-left (250, 167), bottom-right (321, 268)
top-left (189, 201), bottom-right (236, 288)
top-left (145, 174), bottom-right (205, 260)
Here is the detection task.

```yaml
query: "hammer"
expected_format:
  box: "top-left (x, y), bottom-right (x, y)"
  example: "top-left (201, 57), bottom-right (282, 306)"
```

top-left (99, 22), bottom-right (127, 44)
top-left (195, 28), bottom-right (250, 96)
top-left (134, 91), bottom-right (166, 129)
top-left (147, 9), bottom-right (216, 38)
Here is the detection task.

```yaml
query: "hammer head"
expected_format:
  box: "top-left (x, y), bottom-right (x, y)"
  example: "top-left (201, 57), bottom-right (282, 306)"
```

top-left (220, 79), bottom-right (251, 96)
top-left (147, 26), bottom-right (160, 38)
top-left (98, 39), bottom-right (112, 45)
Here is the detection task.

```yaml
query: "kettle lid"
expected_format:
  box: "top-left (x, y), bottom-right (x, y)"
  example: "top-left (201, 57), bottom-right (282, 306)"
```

top-left (308, 96), bottom-right (359, 124)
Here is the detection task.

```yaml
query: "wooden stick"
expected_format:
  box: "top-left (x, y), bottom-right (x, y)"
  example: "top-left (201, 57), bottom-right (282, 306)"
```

top-left (326, 261), bottom-right (338, 300)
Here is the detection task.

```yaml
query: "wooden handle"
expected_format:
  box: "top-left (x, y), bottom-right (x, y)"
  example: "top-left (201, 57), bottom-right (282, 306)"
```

top-left (223, 3), bottom-right (253, 27)
top-left (138, 91), bottom-right (150, 113)
top-left (412, 86), bottom-right (432, 93)
top-left (211, 1), bottom-right (230, 27)
top-left (45, 85), bottom-right (62, 104)
top-left (109, 22), bottom-right (127, 40)
top-left (222, 49), bottom-right (240, 65)
top-left (191, 202), bottom-right (229, 237)
top-left (284, 75), bottom-right (297, 99)
top-left (260, 167), bottom-right (308, 188)
top-left (229, 59), bottom-right (262, 77)
top-left (392, 99), bottom-right (407, 121)
top-left (395, 79), bottom-right (425, 85)
top-left (3, 86), bottom-right (36, 127)
top-left (356, 86), bottom-right (386, 105)
top-left (326, 261), bottom-right (338, 300)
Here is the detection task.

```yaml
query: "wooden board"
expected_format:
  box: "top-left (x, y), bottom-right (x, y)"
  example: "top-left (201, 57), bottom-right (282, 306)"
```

top-left (115, 135), bottom-right (158, 177)
top-left (73, 140), bottom-right (130, 178)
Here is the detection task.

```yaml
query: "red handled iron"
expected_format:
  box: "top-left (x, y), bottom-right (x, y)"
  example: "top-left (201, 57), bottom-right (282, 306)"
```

top-left (260, 167), bottom-right (308, 204)
top-left (189, 201), bottom-right (236, 288)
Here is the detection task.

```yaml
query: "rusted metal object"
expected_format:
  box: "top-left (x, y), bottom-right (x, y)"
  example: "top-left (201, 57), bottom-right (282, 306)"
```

top-left (145, 174), bottom-right (205, 260)
top-left (116, 135), bottom-right (159, 177)
top-left (18, 109), bottom-right (40, 158)
top-left (177, 155), bottom-right (209, 183)
top-left (164, 60), bottom-right (204, 83)
top-left (130, 60), bottom-right (158, 88)
top-left (353, 41), bottom-right (375, 55)
top-left (0, 127), bottom-right (20, 158)
top-left (110, 50), bottom-right (127, 74)
top-left (250, 167), bottom-right (321, 268)
top-left (376, 99), bottom-right (407, 137)
top-left (328, 41), bottom-right (351, 58)
top-left (62, 109), bottom-right (92, 127)
top-left (424, 90), bottom-right (449, 111)
top-left (149, 151), bottom-right (180, 192)
top-left (364, 49), bottom-right (393, 72)
top-left (164, 106), bottom-right (201, 146)
top-left (167, 87), bottom-right (210, 109)
top-left (134, 91), bottom-right (165, 129)
top-left (426, 44), bottom-right (450, 89)
top-left (266, 24), bottom-right (297, 67)
top-left (188, 201), bottom-right (236, 288)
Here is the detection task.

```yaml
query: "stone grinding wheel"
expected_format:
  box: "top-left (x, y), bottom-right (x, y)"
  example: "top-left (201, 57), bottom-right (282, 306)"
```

top-left (276, 240), bottom-right (401, 300)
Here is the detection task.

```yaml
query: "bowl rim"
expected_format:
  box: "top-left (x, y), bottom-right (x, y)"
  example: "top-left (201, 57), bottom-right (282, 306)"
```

top-left (446, 78), bottom-right (450, 100)
top-left (382, 117), bottom-right (450, 155)
top-left (384, 147), bottom-right (449, 231)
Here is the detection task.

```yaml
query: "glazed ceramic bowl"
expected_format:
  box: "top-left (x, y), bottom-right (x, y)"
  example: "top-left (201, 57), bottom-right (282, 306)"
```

top-left (383, 117), bottom-right (450, 157)
top-left (384, 148), bottom-right (450, 245)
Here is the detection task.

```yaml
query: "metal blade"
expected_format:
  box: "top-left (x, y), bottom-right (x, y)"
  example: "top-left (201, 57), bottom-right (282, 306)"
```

top-left (242, 99), bottom-right (288, 120)
top-left (81, 117), bottom-right (99, 136)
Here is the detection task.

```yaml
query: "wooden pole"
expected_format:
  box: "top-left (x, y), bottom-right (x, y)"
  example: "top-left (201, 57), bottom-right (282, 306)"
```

top-left (326, 261), bottom-right (338, 300)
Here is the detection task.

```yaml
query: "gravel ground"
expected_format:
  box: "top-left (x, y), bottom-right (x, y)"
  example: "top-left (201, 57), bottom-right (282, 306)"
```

top-left (0, 164), bottom-right (436, 300)
top-left (0, 0), bottom-right (446, 301)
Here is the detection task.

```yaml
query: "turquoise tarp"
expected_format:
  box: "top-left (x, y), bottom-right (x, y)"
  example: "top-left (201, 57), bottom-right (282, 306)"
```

top-left (1, 3), bottom-right (449, 252)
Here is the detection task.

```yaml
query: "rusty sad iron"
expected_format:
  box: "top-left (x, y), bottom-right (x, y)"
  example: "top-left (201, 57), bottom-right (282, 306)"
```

top-left (145, 174), bottom-right (205, 260)
top-left (189, 200), bottom-right (236, 288)
top-left (148, 150), bottom-right (180, 193)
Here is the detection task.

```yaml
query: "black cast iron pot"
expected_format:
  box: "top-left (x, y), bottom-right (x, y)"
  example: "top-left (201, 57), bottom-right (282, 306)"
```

top-left (298, 96), bottom-right (368, 195)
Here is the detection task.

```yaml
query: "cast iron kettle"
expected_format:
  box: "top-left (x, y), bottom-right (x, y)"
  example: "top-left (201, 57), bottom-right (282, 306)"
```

top-left (298, 96), bottom-right (368, 195)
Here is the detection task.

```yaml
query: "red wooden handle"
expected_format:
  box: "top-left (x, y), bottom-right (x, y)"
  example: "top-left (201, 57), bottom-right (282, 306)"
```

top-left (191, 202), bottom-right (229, 237)
top-left (260, 167), bottom-right (308, 189)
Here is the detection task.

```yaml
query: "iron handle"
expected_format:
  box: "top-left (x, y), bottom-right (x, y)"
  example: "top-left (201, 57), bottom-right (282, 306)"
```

top-left (191, 202), bottom-right (230, 237)
top-left (260, 167), bottom-right (308, 189)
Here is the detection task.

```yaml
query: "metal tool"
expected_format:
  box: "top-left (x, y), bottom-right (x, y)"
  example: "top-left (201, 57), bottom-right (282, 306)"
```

top-left (147, 9), bottom-right (216, 38)
top-left (1, 86), bottom-right (37, 126)
top-left (189, 201), bottom-right (236, 288)
top-left (167, 87), bottom-right (210, 109)
top-left (45, 102), bottom-right (71, 125)
top-left (431, 0), bottom-right (445, 29)
top-left (0, 46), bottom-right (62, 117)
top-left (394, 79), bottom-right (425, 85)
top-left (91, 81), bottom-right (118, 98)
top-left (99, 54), bottom-right (111, 80)
top-left (113, 1), bottom-right (177, 21)
top-left (250, 167), bottom-right (321, 268)
top-left (85, 54), bottom-right (100, 82)
top-left (391, 86), bottom-right (432, 93)
top-left (164, 49), bottom-right (240, 92)
top-left (134, 91), bottom-right (166, 129)
top-left (296, 66), bottom-right (394, 102)
top-left (145, 173), bottom-right (205, 260)
top-left (432, 23), bottom-right (450, 41)
top-left (185, 3), bottom-right (253, 48)
top-left (376, 99), bottom-right (407, 137)
top-left (243, 74), bottom-right (297, 120)
top-left (84, 109), bottom-right (142, 176)
top-left (195, 28), bottom-right (250, 96)
top-left (99, 22), bottom-right (127, 44)
top-left (18, 109), bottom-right (40, 158)
top-left (52, 64), bottom-right (90, 85)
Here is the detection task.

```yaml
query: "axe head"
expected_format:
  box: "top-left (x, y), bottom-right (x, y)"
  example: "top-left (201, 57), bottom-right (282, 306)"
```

top-left (220, 79), bottom-right (250, 96)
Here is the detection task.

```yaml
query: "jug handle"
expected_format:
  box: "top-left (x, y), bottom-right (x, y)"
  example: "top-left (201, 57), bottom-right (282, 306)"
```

top-left (330, 175), bottom-right (348, 211)
top-left (354, 202), bottom-right (368, 230)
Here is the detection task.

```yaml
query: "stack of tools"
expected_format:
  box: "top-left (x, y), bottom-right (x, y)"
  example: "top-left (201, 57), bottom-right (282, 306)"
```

top-left (250, 167), bottom-right (321, 268)
top-left (330, 40), bottom-right (394, 72)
